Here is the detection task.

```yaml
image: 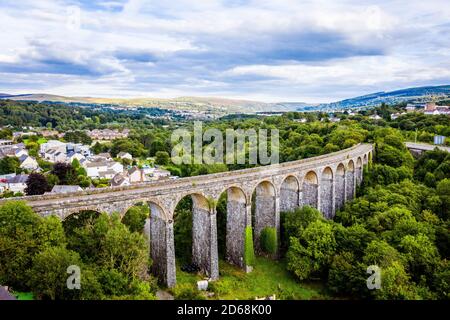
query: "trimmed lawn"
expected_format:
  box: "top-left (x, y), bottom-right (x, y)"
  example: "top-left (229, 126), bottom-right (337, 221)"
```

top-left (171, 257), bottom-right (328, 300)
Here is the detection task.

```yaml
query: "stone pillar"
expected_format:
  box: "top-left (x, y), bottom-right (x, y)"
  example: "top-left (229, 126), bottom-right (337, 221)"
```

top-left (226, 197), bottom-right (247, 268)
top-left (192, 205), bottom-right (219, 279)
top-left (150, 215), bottom-right (176, 288)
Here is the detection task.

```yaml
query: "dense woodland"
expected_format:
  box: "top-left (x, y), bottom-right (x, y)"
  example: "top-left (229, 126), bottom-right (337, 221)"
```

top-left (0, 100), bottom-right (449, 299)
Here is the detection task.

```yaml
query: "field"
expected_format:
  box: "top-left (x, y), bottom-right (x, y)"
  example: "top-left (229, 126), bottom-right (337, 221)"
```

top-left (170, 257), bottom-right (327, 300)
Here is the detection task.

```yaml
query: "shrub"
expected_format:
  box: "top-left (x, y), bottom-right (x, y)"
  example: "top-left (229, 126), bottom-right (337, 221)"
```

top-left (244, 226), bottom-right (255, 266)
top-left (260, 227), bottom-right (277, 255)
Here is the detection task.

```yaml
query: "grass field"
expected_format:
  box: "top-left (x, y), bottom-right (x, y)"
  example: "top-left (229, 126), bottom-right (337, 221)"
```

top-left (170, 257), bottom-right (328, 300)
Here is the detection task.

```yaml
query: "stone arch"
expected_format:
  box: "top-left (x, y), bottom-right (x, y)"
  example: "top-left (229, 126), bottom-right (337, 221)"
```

top-left (346, 160), bottom-right (355, 200)
top-left (62, 206), bottom-right (102, 221)
top-left (216, 186), bottom-right (248, 268)
top-left (252, 180), bottom-right (277, 254)
top-left (335, 163), bottom-right (346, 211)
top-left (173, 192), bottom-right (218, 280)
top-left (302, 170), bottom-right (319, 209)
top-left (280, 175), bottom-right (300, 212)
top-left (356, 157), bottom-right (363, 186)
top-left (320, 167), bottom-right (334, 219)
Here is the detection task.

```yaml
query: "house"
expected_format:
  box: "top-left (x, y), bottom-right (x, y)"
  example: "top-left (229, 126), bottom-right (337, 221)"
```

top-left (128, 166), bottom-right (148, 183)
top-left (44, 148), bottom-right (67, 163)
top-left (390, 112), bottom-right (406, 120)
top-left (87, 129), bottom-right (130, 141)
top-left (110, 172), bottom-right (131, 187)
top-left (148, 168), bottom-right (171, 180)
top-left (83, 159), bottom-right (123, 179)
top-left (6, 174), bottom-right (29, 193)
top-left (18, 155), bottom-right (39, 171)
top-left (40, 140), bottom-right (66, 154)
top-left (0, 140), bottom-right (13, 146)
top-left (67, 151), bottom-right (85, 164)
top-left (369, 114), bottom-right (382, 120)
top-left (0, 144), bottom-right (28, 159)
top-left (117, 152), bottom-right (132, 160)
top-left (48, 185), bottom-right (83, 194)
top-left (97, 153), bottom-right (112, 160)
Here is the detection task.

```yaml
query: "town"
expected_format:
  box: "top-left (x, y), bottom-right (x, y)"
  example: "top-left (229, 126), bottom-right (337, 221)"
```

top-left (0, 128), bottom-right (172, 197)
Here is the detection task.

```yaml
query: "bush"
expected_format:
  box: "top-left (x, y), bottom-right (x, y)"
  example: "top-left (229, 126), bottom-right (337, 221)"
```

top-left (260, 227), bottom-right (277, 255)
top-left (244, 226), bottom-right (255, 266)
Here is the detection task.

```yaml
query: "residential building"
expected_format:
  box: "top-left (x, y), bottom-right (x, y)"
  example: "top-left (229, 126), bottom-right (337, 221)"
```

top-left (40, 140), bottom-right (66, 154)
top-left (117, 152), bottom-right (132, 160)
top-left (18, 155), bottom-right (39, 171)
top-left (110, 172), bottom-right (131, 187)
top-left (6, 174), bottom-right (29, 193)
top-left (83, 158), bottom-right (123, 179)
top-left (48, 185), bottom-right (83, 194)
top-left (87, 129), bottom-right (130, 141)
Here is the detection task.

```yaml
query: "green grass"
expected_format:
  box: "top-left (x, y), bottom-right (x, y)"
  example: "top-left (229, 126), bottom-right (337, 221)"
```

top-left (172, 257), bottom-right (328, 300)
top-left (13, 292), bottom-right (34, 300)
top-left (23, 138), bottom-right (47, 145)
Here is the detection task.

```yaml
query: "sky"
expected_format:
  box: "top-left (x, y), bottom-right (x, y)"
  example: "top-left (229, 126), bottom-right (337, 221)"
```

top-left (0, 0), bottom-right (449, 103)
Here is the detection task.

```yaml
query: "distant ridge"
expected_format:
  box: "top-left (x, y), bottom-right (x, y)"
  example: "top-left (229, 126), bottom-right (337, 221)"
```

top-left (1, 84), bottom-right (449, 113)
top-left (319, 85), bottom-right (450, 110)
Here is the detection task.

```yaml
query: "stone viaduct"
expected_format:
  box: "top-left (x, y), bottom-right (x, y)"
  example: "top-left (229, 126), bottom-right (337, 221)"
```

top-left (0, 143), bottom-right (373, 288)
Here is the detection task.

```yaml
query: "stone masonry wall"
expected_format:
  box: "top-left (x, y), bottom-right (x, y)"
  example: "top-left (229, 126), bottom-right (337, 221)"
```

top-left (226, 200), bottom-right (247, 267)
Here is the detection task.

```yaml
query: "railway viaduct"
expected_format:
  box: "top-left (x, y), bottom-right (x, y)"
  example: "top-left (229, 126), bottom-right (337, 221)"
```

top-left (0, 143), bottom-right (373, 287)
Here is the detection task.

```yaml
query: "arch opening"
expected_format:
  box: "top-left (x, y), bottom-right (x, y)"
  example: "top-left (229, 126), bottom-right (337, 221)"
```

top-left (173, 193), bottom-right (217, 280)
top-left (252, 180), bottom-right (277, 254)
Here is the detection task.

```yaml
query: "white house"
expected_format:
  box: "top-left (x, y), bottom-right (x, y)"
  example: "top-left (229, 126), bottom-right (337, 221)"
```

top-left (128, 166), bottom-right (148, 183)
top-left (117, 152), bottom-right (132, 160)
top-left (18, 155), bottom-right (39, 171)
top-left (44, 148), bottom-right (67, 163)
top-left (83, 159), bottom-right (123, 179)
top-left (40, 140), bottom-right (66, 154)
top-left (6, 174), bottom-right (29, 193)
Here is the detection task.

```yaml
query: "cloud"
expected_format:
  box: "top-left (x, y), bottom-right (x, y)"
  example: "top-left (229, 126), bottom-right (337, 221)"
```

top-left (0, 0), bottom-right (449, 102)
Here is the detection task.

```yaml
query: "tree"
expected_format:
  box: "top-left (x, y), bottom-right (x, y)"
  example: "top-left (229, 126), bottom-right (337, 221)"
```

top-left (155, 151), bottom-right (170, 166)
top-left (0, 156), bottom-right (20, 174)
top-left (260, 227), bottom-right (277, 255)
top-left (122, 205), bottom-right (149, 233)
top-left (287, 220), bottom-right (336, 280)
top-left (27, 246), bottom-right (83, 300)
top-left (51, 162), bottom-right (79, 185)
top-left (244, 226), bottom-right (255, 266)
top-left (64, 130), bottom-right (92, 145)
top-left (25, 173), bottom-right (50, 195)
top-left (0, 201), bottom-right (64, 290)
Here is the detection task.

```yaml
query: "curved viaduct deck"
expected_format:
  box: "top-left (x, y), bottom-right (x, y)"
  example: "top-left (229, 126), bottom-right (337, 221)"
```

top-left (0, 143), bottom-right (373, 287)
